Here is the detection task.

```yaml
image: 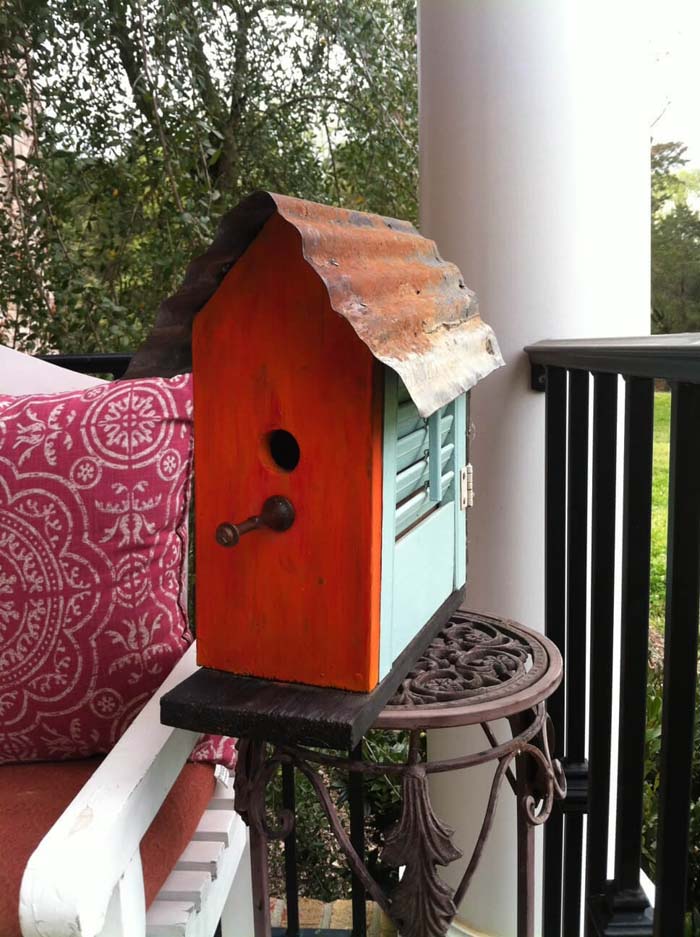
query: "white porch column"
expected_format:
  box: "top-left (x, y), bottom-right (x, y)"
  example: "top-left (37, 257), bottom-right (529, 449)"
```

top-left (419, 2), bottom-right (650, 935)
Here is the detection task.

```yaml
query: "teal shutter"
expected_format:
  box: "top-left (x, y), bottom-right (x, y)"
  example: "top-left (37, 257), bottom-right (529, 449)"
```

top-left (379, 370), bottom-right (468, 678)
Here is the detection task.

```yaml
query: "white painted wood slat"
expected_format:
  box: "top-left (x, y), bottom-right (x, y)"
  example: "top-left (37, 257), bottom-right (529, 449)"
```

top-left (208, 774), bottom-right (236, 811)
top-left (158, 870), bottom-right (212, 912)
top-left (99, 851), bottom-right (147, 937)
top-left (145, 769), bottom-right (248, 937)
top-left (146, 816), bottom-right (249, 937)
top-left (146, 900), bottom-right (192, 936)
top-left (176, 841), bottom-right (223, 878)
top-left (191, 809), bottom-right (236, 846)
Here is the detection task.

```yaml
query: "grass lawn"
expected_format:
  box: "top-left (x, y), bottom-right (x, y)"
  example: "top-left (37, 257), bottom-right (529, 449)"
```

top-left (650, 391), bottom-right (671, 633)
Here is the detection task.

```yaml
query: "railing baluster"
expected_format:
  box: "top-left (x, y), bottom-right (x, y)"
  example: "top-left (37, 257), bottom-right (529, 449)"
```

top-left (585, 373), bottom-right (618, 933)
top-left (544, 366), bottom-right (568, 937)
top-left (653, 382), bottom-right (700, 937)
top-left (36, 352), bottom-right (133, 378)
top-left (528, 338), bottom-right (700, 937)
top-left (609, 377), bottom-right (654, 930)
top-left (349, 743), bottom-right (367, 937)
top-left (282, 763), bottom-right (300, 937)
top-left (563, 369), bottom-right (590, 937)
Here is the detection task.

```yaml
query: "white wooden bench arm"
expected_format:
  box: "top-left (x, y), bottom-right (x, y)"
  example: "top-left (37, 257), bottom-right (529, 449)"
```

top-left (19, 643), bottom-right (201, 937)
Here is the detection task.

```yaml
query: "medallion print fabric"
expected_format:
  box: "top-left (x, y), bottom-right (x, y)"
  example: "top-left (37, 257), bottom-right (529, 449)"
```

top-left (189, 733), bottom-right (238, 771)
top-left (0, 374), bottom-right (188, 764)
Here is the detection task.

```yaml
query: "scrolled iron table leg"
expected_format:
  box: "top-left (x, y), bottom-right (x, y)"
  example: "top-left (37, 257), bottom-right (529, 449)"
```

top-left (232, 611), bottom-right (565, 937)
top-left (233, 704), bottom-right (565, 937)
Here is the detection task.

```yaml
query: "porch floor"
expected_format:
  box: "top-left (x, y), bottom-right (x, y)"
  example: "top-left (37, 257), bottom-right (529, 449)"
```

top-left (270, 898), bottom-right (396, 935)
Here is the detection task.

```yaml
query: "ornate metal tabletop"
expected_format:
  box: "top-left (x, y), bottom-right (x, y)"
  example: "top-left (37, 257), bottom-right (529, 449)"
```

top-left (233, 609), bottom-right (565, 937)
top-left (378, 609), bottom-right (562, 727)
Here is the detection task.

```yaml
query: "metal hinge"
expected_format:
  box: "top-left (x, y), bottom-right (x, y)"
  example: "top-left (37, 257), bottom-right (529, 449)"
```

top-left (460, 463), bottom-right (474, 510)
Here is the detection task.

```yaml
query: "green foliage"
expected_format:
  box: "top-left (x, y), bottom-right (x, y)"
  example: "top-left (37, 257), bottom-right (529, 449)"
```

top-left (0, 1), bottom-right (418, 898)
top-left (361, 730), bottom-right (412, 889)
top-left (0, 0), bottom-right (418, 354)
top-left (643, 666), bottom-right (700, 935)
top-left (652, 142), bottom-right (700, 335)
top-left (266, 730), bottom-right (411, 901)
top-left (650, 392), bottom-right (670, 632)
top-left (266, 763), bottom-right (352, 901)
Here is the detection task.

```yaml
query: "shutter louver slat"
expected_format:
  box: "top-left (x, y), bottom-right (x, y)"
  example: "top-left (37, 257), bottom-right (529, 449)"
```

top-left (397, 381), bottom-right (412, 405)
top-left (393, 383), bottom-right (458, 540)
top-left (395, 443), bottom-right (455, 501)
top-left (395, 416), bottom-right (454, 473)
top-left (397, 401), bottom-right (423, 437)
top-left (395, 471), bottom-right (455, 537)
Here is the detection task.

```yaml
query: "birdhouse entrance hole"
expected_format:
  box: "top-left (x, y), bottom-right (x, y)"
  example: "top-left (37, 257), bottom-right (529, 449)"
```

top-left (266, 429), bottom-right (301, 472)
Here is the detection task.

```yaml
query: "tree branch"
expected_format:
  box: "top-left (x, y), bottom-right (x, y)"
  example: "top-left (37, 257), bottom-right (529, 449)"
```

top-left (180, 1), bottom-right (225, 120)
top-left (133, 0), bottom-right (184, 212)
top-left (105, 0), bottom-right (156, 130)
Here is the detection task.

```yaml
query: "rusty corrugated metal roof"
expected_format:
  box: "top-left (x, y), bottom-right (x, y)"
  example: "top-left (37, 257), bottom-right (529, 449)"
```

top-left (126, 191), bottom-right (503, 414)
top-left (270, 193), bottom-right (503, 415)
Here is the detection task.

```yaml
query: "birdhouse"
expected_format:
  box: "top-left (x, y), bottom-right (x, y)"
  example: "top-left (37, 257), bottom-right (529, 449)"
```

top-left (184, 193), bottom-right (502, 694)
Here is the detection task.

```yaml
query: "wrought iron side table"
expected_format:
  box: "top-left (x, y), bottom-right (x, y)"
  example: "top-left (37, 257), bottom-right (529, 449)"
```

top-left (233, 610), bottom-right (565, 937)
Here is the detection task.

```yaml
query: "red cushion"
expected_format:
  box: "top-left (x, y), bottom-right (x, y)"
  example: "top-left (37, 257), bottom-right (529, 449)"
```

top-left (0, 758), bottom-right (216, 936)
top-left (0, 376), bottom-right (194, 763)
top-left (140, 762), bottom-right (217, 906)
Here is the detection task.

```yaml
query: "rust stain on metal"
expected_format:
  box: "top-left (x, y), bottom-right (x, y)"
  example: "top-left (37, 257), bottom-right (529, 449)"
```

top-left (271, 194), bottom-right (503, 415)
top-left (126, 191), bottom-right (503, 413)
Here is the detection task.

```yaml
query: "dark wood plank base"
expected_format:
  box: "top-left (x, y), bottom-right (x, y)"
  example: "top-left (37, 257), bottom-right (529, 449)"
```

top-left (161, 587), bottom-right (465, 749)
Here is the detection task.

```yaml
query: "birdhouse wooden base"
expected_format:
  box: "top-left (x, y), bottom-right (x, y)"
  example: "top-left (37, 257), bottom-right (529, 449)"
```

top-left (161, 587), bottom-right (464, 749)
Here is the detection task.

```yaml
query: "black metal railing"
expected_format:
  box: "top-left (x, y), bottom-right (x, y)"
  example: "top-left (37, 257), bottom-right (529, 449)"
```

top-left (526, 335), bottom-right (700, 937)
top-left (37, 352), bottom-right (132, 378)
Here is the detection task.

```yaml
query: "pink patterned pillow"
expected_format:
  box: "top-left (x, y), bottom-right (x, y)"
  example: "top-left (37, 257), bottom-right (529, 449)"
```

top-left (0, 374), bottom-right (198, 764)
top-left (190, 734), bottom-right (238, 771)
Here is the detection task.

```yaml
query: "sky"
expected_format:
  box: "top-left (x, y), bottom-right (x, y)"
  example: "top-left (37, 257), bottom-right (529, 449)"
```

top-left (650, 0), bottom-right (700, 167)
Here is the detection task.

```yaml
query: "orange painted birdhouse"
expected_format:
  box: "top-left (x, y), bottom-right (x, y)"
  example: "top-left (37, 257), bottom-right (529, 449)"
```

top-left (181, 193), bottom-right (502, 693)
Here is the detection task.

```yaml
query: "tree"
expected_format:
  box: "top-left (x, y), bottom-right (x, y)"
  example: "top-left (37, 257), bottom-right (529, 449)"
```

top-left (651, 141), bottom-right (700, 334)
top-left (0, 0), bottom-right (418, 354)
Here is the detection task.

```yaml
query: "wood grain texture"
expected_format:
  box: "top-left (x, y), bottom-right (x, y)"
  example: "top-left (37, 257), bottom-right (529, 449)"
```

top-left (193, 214), bottom-right (384, 692)
top-left (161, 588), bottom-right (465, 749)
